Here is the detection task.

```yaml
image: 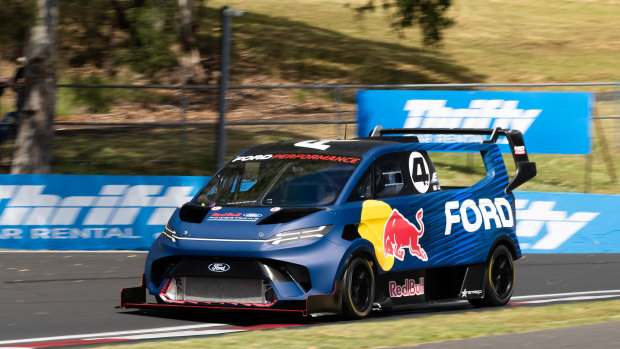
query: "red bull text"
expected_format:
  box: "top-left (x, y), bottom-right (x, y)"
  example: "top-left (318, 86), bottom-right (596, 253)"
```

top-left (389, 277), bottom-right (425, 298)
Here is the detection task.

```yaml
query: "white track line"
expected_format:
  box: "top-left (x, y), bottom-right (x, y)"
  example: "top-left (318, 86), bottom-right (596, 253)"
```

top-left (511, 290), bottom-right (620, 300)
top-left (513, 294), bottom-right (620, 304)
top-left (0, 323), bottom-right (225, 345)
top-left (94, 329), bottom-right (244, 341)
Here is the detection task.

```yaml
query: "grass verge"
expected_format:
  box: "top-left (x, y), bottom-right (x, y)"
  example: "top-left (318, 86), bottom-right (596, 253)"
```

top-left (94, 300), bottom-right (620, 349)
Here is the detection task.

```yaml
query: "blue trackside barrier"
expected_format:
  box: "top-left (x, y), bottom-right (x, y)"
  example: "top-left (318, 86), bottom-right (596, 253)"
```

top-left (514, 191), bottom-right (620, 253)
top-left (356, 90), bottom-right (594, 155)
top-left (0, 175), bottom-right (618, 252)
top-left (0, 175), bottom-right (208, 250)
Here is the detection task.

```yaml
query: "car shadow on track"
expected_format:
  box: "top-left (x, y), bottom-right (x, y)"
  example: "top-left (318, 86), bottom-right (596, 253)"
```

top-left (117, 301), bottom-right (477, 326)
top-left (118, 307), bottom-right (321, 326)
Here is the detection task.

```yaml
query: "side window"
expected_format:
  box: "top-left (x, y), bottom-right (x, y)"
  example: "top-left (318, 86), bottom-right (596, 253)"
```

top-left (374, 153), bottom-right (408, 199)
top-left (425, 151), bottom-right (485, 189)
top-left (348, 151), bottom-right (441, 202)
top-left (349, 168), bottom-right (372, 201)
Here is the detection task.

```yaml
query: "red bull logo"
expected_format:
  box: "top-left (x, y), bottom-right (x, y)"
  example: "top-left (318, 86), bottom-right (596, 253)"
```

top-left (384, 208), bottom-right (427, 262)
top-left (358, 200), bottom-right (428, 271)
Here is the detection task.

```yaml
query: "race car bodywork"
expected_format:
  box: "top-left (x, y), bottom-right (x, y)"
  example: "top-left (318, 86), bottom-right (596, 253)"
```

top-left (121, 127), bottom-right (536, 318)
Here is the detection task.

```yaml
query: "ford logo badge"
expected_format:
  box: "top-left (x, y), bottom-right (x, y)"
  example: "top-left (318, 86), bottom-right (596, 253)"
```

top-left (208, 263), bottom-right (230, 272)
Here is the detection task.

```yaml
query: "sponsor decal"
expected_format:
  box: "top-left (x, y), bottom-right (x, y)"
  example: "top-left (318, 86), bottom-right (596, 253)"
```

top-left (294, 140), bottom-right (332, 150)
top-left (357, 90), bottom-right (593, 155)
top-left (211, 206), bottom-right (222, 211)
top-left (207, 212), bottom-right (262, 222)
top-left (358, 201), bottom-right (428, 272)
top-left (243, 213), bottom-right (263, 219)
top-left (270, 207), bottom-right (281, 212)
top-left (408, 152), bottom-right (430, 193)
top-left (389, 277), bottom-right (424, 298)
top-left (0, 184), bottom-right (194, 241)
top-left (516, 200), bottom-right (599, 250)
top-left (208, 263), bottom-right (231, 272)
top-left (231, 152), bottom-right (361, 164)
top-left (461, 289), bottom-right (483, 298)
top-left (212, 212), bottom-right (242, 217)
top-left (403, 99), bottom-right (541, 144)
top-left (271, 153), bottom-right (361, 163)
top-left (384, 208), bottom-right (427, 262)
top-left (431, 172), bottom-right (440, 191)
top-left (514, 145), bottom-right (526, 155)
top-left (444, 198), bottom-right (514, 235)
top-left (0, 227), bottom-right (140, 240)
top-left (232, 154), bottom-right (273, 162)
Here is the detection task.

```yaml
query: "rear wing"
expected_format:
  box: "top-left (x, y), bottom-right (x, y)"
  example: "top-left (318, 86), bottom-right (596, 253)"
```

top-left (369, 126), bottom-right (537, 193)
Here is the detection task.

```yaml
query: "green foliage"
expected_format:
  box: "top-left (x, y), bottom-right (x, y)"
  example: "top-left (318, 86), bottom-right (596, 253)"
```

top-left (0, 0), bottom-right (37, 59)
top-left (115, 6), bottom-right (178, 77)
top-left (293, 90), bottom-right (309, 102)
top-left (58, 0), bottom-right (118, 67)
top-left (354, 0), bottom-right (454, 46)
top-left (66, 76), bottom-right (120, 113)
top-left (55, 0), bottom-right (196, 76)
top-left (54, 85), bottom-right (74, 117)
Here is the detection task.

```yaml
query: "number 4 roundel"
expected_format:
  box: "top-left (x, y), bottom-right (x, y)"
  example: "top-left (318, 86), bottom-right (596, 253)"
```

top-left (409, 152), bottom-right (430, 193)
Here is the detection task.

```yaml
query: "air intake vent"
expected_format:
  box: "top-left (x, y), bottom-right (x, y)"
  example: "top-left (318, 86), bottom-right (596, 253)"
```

top-left (257, 208), bottom-right (324, 225)
top-left (341, 224), bottom-right (361, 241)
top-left (179, 204), bottom-right (211, 223)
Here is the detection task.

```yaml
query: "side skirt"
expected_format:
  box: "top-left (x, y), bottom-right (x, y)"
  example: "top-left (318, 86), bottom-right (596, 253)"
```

top-left (374, 264), bottom-right (486, 308)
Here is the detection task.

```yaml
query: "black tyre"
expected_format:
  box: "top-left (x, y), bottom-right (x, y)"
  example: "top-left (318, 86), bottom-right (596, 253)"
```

top-left (469, 245), bottom-right (515, 307)
top-left (342, 257), bottom-right (375, 319)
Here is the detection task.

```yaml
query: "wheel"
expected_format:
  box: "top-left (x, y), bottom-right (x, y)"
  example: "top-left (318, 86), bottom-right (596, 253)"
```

top-left (469, 245), bottom-right (515, 307)
top-left (342, 257), bottom-right (375, 319)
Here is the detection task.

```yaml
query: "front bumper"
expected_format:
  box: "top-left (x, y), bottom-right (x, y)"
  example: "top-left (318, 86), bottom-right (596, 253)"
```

top-left (121, 233), bottom-right (356, 315)
top-left (120, 275), bottom-right (343, 316)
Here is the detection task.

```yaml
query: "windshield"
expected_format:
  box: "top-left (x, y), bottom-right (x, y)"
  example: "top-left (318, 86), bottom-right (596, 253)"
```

top-left (194, 156), bottom-right (360, 207)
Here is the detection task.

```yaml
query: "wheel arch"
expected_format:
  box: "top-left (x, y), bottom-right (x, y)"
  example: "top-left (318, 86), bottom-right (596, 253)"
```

top-left (488, 235), bottom-right (519, 261)
top-left (339, 245), bottom-right (381, 280)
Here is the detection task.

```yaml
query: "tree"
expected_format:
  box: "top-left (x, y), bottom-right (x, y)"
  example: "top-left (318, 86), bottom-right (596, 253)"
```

top-left (11, 0), bottom-right (59, 174)
top-left (177, 0), bottom-right (206, 84)
top-left (354, 0), bottom-right (454, 46)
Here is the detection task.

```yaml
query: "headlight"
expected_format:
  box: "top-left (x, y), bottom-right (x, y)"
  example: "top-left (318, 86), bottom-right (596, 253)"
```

top-left (161, 225), bottom-right (179, 242)
top-left (269, 225), bottom-right (332, 245)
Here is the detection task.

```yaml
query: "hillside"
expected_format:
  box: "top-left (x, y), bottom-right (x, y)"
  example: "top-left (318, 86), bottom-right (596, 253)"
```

top-left (208, 0), bottom-right (619, 85)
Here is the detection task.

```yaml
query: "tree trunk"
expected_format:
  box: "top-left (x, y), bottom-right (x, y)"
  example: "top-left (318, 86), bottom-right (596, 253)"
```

top-left (178, 0), bottom-right (205, 84)
top-left (11, 0), bottom-right (58, 174)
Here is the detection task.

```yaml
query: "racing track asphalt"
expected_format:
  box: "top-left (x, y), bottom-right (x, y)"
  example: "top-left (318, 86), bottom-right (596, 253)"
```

top-left (1, 252), bottom-right (619, 343)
